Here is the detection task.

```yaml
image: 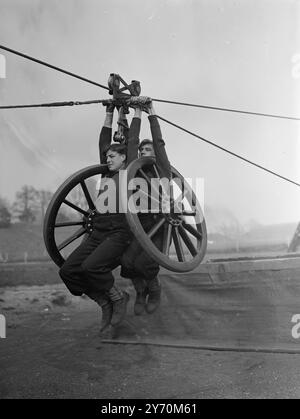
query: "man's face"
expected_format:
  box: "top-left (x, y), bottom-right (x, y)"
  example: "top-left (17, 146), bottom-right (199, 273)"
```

top-left (106, 151), bottom-right (126, 172)
top-left (139, 143), bottom-right (155, 157)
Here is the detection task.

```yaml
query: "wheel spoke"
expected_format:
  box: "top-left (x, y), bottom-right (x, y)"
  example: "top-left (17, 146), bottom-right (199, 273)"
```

top-left (63, 199), bottom-right (89, 216)
top-left (181, 210), bottom-right (197, 216)
top-left (178, 225), bottom-right (198, 256)
top-left (138, 168), bottom-right (163, 201)
top-left (137, 188), bottom-right (160, 205)
top-left (172, 227), bottom-right (185, 262)
top-left (168, 182), bottom-right (174, 212)
top-left (182, 221), bottom-right (202, 240)
top-left (57, 227), bottom-right (87, 251)
top-left (80, 180), bottom-right (96, 210)
top-left (153, 164), bottom-right (173, 214)
top-left (171, 178), bottom-right (191, 214)
top-left (147, 217), bottom-right (166, 239)
top-left (55, 221), bottom-right (84, 228)
top-left (152, 164), bottom-right (169, 197)
top-left (138, 168), bottom-right (152, 188)
top-left (162, 223), bottom-right (172, 255)
top-left (129, 188), bottom-right (160, 214)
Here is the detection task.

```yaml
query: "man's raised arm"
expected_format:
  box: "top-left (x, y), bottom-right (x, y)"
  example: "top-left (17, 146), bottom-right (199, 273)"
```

top-left (99, 103), bottom-right (114, 164)
top-left (126, 108), bottom-right (142, 165)
top-left (148, 102), bottom-right (172, 179)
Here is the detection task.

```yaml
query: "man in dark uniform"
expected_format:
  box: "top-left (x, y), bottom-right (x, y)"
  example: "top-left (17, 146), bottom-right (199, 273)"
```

top-left (59, 102), bottom-right (141, 332)
top-left (121, 100), bottom-right (172, 315)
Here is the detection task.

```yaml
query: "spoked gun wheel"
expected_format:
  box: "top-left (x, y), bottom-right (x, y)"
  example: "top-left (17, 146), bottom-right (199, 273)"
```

top-left (43, 165), bottom-right (107, 267)
top-left (121, 157), bottom-right (207, 272)
top-left (44, 160), bottom-right (207, 272)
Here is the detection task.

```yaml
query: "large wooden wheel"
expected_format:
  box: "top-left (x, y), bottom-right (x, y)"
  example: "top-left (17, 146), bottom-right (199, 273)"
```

top-left (44, 160), bottom-right (207, 271)
top-left (120, 157), bottom-right (207, 272)
top-left (43, 165), bottom-right (107, 267)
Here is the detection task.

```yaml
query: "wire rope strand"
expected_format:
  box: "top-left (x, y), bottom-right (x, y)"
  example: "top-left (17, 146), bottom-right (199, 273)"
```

top-left (1, 44), bottom-right (299, 121)
top-left (156, 114), bottom-right (300, 188)
top-left (0, 99), bottom-right (105, 109)
top-left (0, 44), bottom-right (109, 90)
top-left (153, 98), bottom-right (300, 121)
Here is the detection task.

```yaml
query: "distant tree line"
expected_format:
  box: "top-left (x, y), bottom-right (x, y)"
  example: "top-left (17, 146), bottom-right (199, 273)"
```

top-left (0, 186), bottom-right (54, 228)
top-left (0, 179), bottom-right (96, 228)
top-left (0, 197), bottom-right (11, 228)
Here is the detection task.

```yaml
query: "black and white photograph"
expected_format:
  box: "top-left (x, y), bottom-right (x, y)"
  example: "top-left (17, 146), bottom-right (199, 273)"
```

top-left (1, 0), bottom-right (300, 401)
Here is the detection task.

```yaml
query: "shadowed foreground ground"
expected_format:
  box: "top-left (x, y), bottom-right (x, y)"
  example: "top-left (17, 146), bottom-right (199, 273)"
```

top-left (1, 258), bottom-right (300, 399)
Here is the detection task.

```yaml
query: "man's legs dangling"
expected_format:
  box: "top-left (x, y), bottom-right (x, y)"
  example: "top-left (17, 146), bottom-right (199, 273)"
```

top-left (59, 235), bottom-right (116, 331)
top-left (80, 227), bottom-right (131, 326)
top-left (121, 241), bottom-right (148, 315)
top-left (59, 234), bottom-right (100, 296)
top-left (59, 226), bottom-right (130, 328)
top-left (121, 237), bottom-right (161, 315)
top-left (133, 251), bottom-right (161, 314)
top-left (85, 289), bottom-right (113, 332)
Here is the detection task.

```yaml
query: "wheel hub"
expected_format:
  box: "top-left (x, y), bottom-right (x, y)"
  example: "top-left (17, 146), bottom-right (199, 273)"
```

top-left (166, 214), bottom-right (182, 227)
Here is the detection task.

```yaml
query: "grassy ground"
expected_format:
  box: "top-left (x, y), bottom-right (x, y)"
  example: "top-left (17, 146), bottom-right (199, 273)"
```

top-left (0, 223), bottom-right (49, 262)
top-left (0, 222), bottom-right (291, 264)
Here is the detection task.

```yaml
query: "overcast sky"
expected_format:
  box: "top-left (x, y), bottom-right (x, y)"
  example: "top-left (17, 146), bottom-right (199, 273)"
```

top-left (0, 0), bottom-right (300, 226)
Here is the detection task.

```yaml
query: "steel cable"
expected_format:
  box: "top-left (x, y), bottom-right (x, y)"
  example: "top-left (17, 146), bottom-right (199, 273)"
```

top-left (1, 44), bottom-right (299, 188)
top-left (156, 114), bottom-right (300, 188)
top-left (0, 44), bottom-right (109, 90)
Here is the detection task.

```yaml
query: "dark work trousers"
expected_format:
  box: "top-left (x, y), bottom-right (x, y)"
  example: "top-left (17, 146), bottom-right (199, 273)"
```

top-left (59, 214), bottom-right (132, 296)
top-left (120, 215), bottom-right (163, 283)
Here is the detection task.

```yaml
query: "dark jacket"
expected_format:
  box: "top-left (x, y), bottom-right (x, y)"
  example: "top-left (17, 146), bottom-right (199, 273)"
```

top-left (96, 118), bottom-right (141, 214)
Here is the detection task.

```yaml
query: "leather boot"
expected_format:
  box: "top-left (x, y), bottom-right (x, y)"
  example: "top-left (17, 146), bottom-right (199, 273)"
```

top-left (131, 277), bottom-right (148, 316)
top-left (146, 277), bottom-right (161, 314)
top-left (107, 286), bottom-right (130, 326)
top-left (99, 301), bottom-right (113, 332)
top-left (85, 291), bottom-right (113, 332)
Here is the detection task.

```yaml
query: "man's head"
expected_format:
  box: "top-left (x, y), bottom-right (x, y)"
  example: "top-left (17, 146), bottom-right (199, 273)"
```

top-left (105, 144), bottom-right (127, 172)
top-left (139, 139), bottom-right (155, 157)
